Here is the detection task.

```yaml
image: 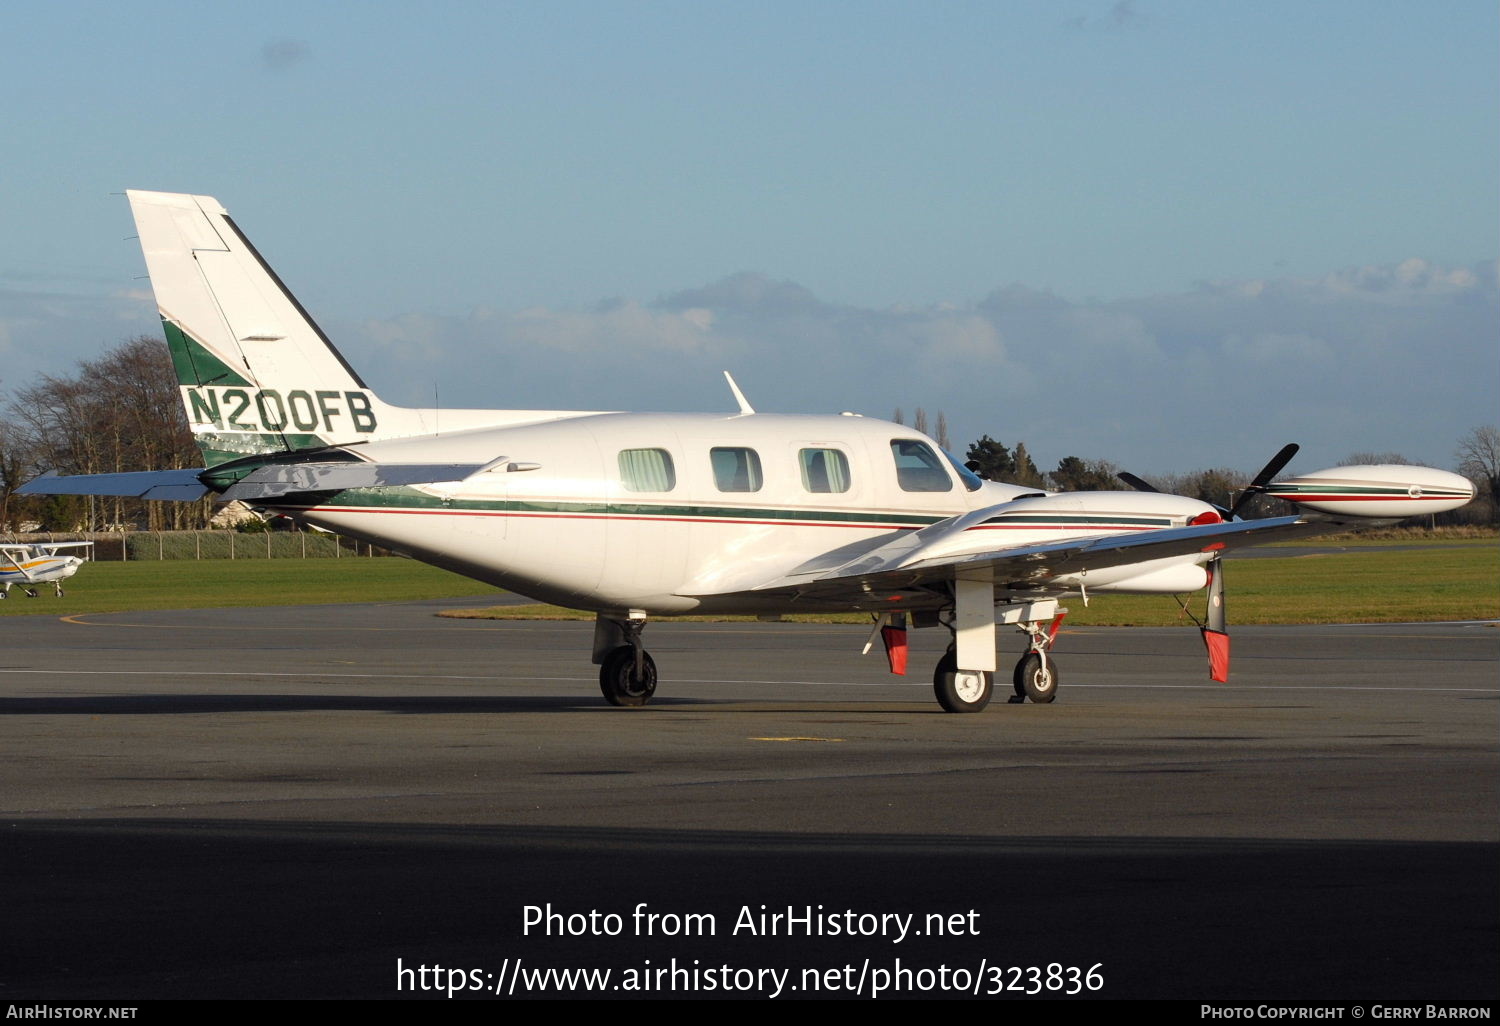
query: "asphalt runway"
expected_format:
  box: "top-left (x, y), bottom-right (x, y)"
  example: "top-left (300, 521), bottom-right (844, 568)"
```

top-left (2, 601), bottom-right (1496, 1001)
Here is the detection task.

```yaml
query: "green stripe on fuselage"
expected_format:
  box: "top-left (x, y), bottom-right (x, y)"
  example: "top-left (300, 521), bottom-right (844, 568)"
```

top-left (981, 514), bottom-right (1172, 526)
top-left (269, 487), bottom-right (947, 526)
top-left (1272, 484), bottom-right (1469, 497)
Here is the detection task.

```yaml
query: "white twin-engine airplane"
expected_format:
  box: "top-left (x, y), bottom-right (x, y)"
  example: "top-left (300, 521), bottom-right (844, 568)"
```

top-left (20, 191), bottom-right (1476, 711)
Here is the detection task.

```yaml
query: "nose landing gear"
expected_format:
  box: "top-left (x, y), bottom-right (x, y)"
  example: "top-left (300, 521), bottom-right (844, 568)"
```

top-left (595, 613), bottom-right (656, 707)
top-left (599, 646), bottom-right (657, 706)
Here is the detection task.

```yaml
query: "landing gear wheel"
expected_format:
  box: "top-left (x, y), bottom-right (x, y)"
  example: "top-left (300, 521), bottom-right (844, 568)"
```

top-left (599, 646), bottom-right (657, 707)
top-left (1012, 651), bottom-right (1059, 704)
top-left (932, 651), bottom-right (993, 713)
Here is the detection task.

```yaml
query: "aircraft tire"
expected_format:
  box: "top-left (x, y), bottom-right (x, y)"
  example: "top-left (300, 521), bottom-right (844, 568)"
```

top-left (932, 651), bottom-right (992, 713)
top-left (599, 646), bottom-right (657, 707)
top-left (1013, 652), bottom-right (1059, 704)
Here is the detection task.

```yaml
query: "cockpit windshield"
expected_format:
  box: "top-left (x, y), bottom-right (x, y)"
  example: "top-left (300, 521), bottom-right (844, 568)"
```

top-left (943, 450), bottom-right (984, 492)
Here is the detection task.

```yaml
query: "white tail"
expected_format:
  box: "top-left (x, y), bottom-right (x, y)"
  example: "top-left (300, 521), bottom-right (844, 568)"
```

top-left (128, 190), bottom-right (595, 466)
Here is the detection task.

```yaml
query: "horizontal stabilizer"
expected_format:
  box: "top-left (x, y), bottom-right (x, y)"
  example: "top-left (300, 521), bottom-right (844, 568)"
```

top-left (218, 462), bottom-right (487, 501)
top-left (17, 462), bottom-right (486, 504)
top-left (16, 469), bottom-right (210, 501)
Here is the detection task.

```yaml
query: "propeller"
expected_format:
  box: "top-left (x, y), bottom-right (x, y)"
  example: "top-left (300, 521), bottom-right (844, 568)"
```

top-left (1115, 471), bottom-right (1160, 493)
top-left (1117, 442), bottom-right (1300, 522)
top-left (1225, 443), bottom-right (1299, 520)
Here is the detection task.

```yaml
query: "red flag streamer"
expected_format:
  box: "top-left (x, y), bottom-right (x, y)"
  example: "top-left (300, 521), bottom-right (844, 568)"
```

top-left (880, 625), bottom-right (908, 675)
top-left (1201, 627), bottom-right (1230, 682)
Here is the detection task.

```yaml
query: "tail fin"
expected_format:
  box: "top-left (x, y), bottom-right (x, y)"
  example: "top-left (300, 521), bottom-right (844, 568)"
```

top-left (129, 190), bottom-right (423, 466)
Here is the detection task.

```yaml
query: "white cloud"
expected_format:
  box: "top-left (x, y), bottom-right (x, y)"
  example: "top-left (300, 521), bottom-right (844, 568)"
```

top-left (507, 301), bottom-right (718, 354)
top-left (329, 258), bottom-right (1496, 469)
top-left (4, 258), bottom-right (1493, 475)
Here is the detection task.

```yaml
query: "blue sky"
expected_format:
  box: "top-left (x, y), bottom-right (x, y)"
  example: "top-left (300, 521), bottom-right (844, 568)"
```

top-left (2, 0), bottom-right (1495, 473)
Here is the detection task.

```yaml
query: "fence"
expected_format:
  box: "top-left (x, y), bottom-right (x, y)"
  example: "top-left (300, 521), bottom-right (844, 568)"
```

top-left (3, 531), bottom-right (391, 561)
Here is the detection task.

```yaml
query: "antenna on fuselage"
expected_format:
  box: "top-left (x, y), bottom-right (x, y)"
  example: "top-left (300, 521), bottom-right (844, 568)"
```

top-left (723, 371), bottom-right (756, 416)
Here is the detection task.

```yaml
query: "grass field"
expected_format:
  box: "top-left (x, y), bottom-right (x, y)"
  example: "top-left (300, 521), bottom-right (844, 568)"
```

top-left (3, 541), bottom-right (1494, 625)
top-left (0, 558), bottom-right (499, 617)
top-left (443, 543), bottom-right (1498, 626)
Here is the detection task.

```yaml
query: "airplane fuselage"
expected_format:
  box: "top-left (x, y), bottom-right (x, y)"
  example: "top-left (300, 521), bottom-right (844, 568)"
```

top-left (270, 411), bottom-right (1222, 614)
top-left (0, 556), bottom-right (82, 586)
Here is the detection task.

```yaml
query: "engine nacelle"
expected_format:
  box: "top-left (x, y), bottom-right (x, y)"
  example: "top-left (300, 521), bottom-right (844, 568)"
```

top-left (1055, 559), bottom-right (1211, 594)
top-left (905, 490), bottom-right (1222, 565)
top-left (1266, 464), bottom-right (1475, 518)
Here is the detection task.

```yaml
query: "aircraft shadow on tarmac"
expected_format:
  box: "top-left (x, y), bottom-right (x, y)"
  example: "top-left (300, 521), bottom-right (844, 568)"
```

top-left (0, 693), bottom-right (703, 715)
top-left (4, 817), bottom-right (1496, 1001)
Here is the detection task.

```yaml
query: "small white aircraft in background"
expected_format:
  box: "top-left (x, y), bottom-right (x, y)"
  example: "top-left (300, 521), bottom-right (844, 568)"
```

top-left (0, 541), bottom-right (93, 598)
top-left (19, 191), bottom-right (1476, 710)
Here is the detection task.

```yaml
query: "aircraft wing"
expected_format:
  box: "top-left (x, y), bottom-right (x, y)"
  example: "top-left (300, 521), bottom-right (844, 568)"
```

top-left (689, 514), bottom-right (1348, 604)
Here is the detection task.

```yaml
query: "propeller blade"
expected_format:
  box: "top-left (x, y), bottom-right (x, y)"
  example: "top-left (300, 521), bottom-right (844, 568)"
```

top-left (1117, 471), bottom-right (1160, 493)
top-left (1227, 443), bottom-right (1300, 519)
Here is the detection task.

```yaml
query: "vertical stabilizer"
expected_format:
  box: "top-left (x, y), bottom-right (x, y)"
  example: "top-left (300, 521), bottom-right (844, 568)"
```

top-left (128, 190), bottom-right (423, 465)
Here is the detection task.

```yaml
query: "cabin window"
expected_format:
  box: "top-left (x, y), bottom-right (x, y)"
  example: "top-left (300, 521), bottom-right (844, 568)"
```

top-left (891, 439), bottom-right (953, 492)
top-left (618, 448), bottom-right (676, 492)
top-left (799, 447), bottom-right (851, 493)
top-left (711, 447), bottom-right (763, 492)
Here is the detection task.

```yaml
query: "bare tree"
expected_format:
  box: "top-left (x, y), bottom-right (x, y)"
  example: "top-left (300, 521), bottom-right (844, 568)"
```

top-left (0, 416), bottom-right (39, 531)
top-left (1456, 425), bottom-right (1500, 522)
top-left (8, 336), bottom-right (209, 530)
top-left (1340, 452), bottom-right (1412, 466)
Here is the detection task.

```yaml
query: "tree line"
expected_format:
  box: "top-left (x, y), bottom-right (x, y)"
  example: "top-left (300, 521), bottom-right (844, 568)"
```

top-left (1, 336), bottom-right (213, 532)
top-left (1, 340), bottom-right (1494, 531)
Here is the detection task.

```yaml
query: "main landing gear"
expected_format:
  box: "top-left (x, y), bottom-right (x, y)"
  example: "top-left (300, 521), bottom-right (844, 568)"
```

top-left (1009, 618), bottom-right (1060, 705)
top-left (931, 592), bottom-right (1067, 713)
top-left (931, 638), bottom-right (1060, 713)
top-left (933, 649), bottom-right (993, 713)
top-left (587, 602), bottom-right (1065, 713)
top-left (595, 614), bottom-right (656, 707)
